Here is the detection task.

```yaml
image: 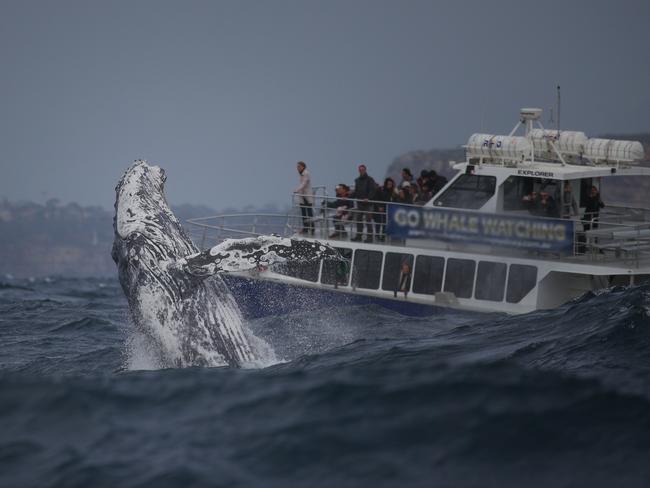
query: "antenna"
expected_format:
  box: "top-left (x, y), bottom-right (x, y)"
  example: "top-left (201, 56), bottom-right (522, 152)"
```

top-left (556, 85), bottom-right (561, 137)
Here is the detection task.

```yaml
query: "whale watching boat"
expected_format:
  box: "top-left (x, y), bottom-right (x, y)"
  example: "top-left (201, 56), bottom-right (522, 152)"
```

top-left (188, 108), bottom-right (650, 317)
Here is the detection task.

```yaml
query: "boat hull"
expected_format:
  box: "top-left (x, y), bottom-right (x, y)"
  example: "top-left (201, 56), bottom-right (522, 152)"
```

top-left (222, 274), bottom-right (442, 319)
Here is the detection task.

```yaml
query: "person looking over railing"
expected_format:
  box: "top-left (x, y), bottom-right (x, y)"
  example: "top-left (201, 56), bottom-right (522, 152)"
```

top-left (294, 161), bottom-right (314, 235)
top-left (418, 170), bottom-right (431, 192)
top-left (398, 182), bottom-right (417, 205)
top-left (350, 164), bottom-right (378, 242)
top-left (375, 177), bottom-right (399, 242)
top-left (583, 185), bottom-right (605, 231)
top-left (325, 184), bottom-right (351, 239)
top-left (429, 170), bottom-right (448, 195)
top-left (415, 183), bottom-right (433, 206)
top-left (400, 167), bottom-right (415, 188)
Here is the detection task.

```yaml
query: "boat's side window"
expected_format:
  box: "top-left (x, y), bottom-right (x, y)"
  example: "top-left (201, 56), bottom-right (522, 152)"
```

top-left (443, 258), bottom-right (476, 299)
top-left (503, 176), bottom-right (561, 212)
top-left (432, 174), bottom-right (496, 209)
top-left (412, 256), bottom-right (445, 295)
top-left (503, 176), bottom-right (535, 211)
top-left (475, 261), bottom-right (507, 301)
top-left (321, 247), bottom-right (353, 286)
top-left (506, 264), bottom-right (537, 303)
top-left (275, 260), bottom-right (320, 282)
top-left (381, 253), bottom-right (414, 292)
top-left (352, 250), bottom-right (383, 290)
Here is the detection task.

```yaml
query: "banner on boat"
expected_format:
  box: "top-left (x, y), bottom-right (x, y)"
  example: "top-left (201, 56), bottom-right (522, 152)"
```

top-left (386, 204), bottom-right (575, 252)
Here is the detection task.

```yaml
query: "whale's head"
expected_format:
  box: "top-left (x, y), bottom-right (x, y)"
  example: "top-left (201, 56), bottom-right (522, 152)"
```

top-left (114, 160), bottom-right (171, 239)
top-left (112, 160), bottom-right (196, 283)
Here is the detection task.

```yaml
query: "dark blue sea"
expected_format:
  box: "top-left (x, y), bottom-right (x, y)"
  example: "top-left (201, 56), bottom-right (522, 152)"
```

top-left (1, 276), bottom-right (650, 487)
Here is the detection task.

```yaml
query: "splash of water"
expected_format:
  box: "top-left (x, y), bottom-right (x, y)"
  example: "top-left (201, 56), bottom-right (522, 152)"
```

top-left (122, 277), bottom-right (279, 371)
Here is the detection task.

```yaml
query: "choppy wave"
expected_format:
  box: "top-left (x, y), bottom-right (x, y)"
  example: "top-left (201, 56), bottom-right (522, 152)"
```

top-left (1, 278), bottom-right (650, 487)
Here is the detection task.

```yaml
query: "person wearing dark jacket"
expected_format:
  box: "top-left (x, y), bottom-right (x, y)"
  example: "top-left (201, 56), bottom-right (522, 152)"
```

top-left (429, 170), bottom-right (448, 195)
top-left (374, 177), bottom-right (399, 240)
top-left (583, 185), bottom-right (605, 231)
top-left (350, 164), bottom-right (378, 242)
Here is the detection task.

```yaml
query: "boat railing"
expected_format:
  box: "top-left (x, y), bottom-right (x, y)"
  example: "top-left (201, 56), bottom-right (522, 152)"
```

top-left (186, 213), bottom-right (295, 248)
top-left (185, 193), bottom-right (650, 266)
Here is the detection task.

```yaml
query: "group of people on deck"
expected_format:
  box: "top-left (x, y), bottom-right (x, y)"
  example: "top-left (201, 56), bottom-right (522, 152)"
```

top-left (522, 180), bottom-right (605, 230)
top-left (294, 161), bottom-right (448, 241)
top-left (297, 160), bottom-right (607, 244)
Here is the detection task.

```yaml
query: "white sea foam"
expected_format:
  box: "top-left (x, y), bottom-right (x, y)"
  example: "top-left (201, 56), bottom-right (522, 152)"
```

top-left (123, 270), bottom-right (281, 371)
top-left (124, 330), bottom-right (165, 371)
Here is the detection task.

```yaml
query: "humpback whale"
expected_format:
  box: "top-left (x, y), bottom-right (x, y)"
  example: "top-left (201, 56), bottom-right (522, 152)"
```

top-left (112, 160), bottom-right (339, 367)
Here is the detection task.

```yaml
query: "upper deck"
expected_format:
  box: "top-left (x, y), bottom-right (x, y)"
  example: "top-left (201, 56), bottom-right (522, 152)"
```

top-left (187, 108), bottom-right (650, 271)
top-left (186, 196), bottom-right (650, 271)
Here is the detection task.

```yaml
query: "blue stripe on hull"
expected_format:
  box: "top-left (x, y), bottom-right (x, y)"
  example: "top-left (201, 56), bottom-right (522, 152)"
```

top-left (222, 275), bottom-right (439, 319)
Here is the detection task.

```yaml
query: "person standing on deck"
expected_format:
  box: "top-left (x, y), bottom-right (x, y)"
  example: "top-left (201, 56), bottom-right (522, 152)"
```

top-left (350, 164), bottom-right (378, 242)
top-left (325, 184), bottom-right (352, 238)
top-left (294, 161), bottom-right (314, 235)
top-left (583, 185), bottom-right (605, 231)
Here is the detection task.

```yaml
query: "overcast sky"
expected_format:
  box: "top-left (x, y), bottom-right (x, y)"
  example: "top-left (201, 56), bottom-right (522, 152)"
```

top-left (1, 0), bottom-right (648, 210)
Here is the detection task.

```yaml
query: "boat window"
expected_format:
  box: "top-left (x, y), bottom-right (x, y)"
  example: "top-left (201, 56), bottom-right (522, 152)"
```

top-left (381, 253), bottom-right (414, 292)
top-left (275, 260), bottom-right (319, 282)
top-left (443, 258), bottom-right (476, 298)
top-left (475, 261), bottom-right (507, 301)
top-left (352, 250), bottom-right (383, 290)
top-left (321, 247), bottom-right (353, 286)
top-left (503, 176), bottom-right (561, 212)
top-left (503, 176), bottom-right (535, 211)
top-left (432, 174), bottom-right (496, 209)
top-left (412, 255), bottom-right (445, 295)
top-left (506, 264), bottom-right (537, 303)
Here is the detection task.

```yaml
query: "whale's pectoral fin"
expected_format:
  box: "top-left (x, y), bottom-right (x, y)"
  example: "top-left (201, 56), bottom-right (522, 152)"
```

top-left (176, 236), bottom-right (343, 279)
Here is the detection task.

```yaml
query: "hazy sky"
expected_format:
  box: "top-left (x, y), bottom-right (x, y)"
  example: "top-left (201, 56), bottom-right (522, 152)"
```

top-left (1, 0), bottom-right (648, 210)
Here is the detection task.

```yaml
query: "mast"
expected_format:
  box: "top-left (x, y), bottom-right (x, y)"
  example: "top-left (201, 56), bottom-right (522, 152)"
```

top-left (556, 85), bottom-right (561, 138)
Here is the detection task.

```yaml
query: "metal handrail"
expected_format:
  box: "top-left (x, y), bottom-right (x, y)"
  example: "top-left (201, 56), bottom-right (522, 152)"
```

top-left (188, 212), bottom-right (293, 222)
top-left (296, 192), bottom-right (650, 262)
top-left (184, 193), bottom-right (650, 266)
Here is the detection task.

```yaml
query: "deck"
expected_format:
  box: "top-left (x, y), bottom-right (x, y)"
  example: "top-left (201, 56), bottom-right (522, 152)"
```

top-left (186, 195), bottom-right (650, 270)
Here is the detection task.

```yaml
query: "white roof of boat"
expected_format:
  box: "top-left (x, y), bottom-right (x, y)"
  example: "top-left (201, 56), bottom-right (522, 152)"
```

top-left (454, 160), bottom-right (650, 180)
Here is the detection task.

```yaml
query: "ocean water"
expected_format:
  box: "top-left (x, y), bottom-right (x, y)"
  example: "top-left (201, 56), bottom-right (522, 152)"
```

top-left (1, 277), bottom-right (650, 487)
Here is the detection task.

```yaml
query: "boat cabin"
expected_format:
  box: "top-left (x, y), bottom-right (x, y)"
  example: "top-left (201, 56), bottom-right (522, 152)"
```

top-left (428, 108), bottom-right (647, 220)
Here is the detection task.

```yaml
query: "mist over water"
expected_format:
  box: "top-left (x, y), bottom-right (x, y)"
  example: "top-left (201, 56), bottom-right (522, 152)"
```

top-left (2, 276), bottom-right (650, 487)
